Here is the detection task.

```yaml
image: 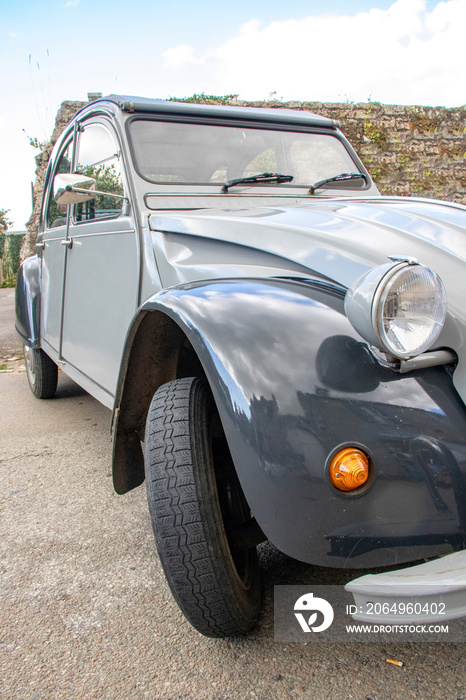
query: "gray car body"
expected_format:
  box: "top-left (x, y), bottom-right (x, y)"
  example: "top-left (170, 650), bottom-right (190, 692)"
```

top-left (16, 95), bottom-right (466, 568)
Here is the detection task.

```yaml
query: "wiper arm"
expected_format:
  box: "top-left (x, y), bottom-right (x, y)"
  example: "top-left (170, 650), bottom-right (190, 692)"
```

top-left (309, 172), bottom-right (367, 194)
top-left (222, 172), bottom-right (293, 193)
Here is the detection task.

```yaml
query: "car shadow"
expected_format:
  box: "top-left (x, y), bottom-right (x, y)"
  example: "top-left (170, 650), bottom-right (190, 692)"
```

top-left (55, 373), bottom-right (94, 399)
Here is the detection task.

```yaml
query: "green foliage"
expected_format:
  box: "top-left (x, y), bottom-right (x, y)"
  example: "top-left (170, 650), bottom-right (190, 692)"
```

top-left (0, 275), bottom-right (16, 289)
top-left (28, 136), bottom-right (49, 150)
top-left (363, 103), bottom-right (388, 150)
top-left (0, 208), bottom-right (13, 264)
top-left (169, 92), bottom-right (239, 105)
top-left (0, 208), bottom-right (12, 234)
top-left (88, 163), bottom-right (123, 211)
top-left (7, 233), bottom-right (23, 269)
top-left (364, 123), bottom-right (388, 149)
top-left (0, 232), bottom-right (25, 286)
top-left (369, 165), bottom-right (387, 181)
top-left (89, 163), bottom-right (124, 195)
top-left (398, 152), bottom-right (413, 169)
top-left (22, 128), bottom-right (49, 151)
top-left (75, 163), bottom-right (124, 221)
top-left (406, 167), bottom-right (443, 196)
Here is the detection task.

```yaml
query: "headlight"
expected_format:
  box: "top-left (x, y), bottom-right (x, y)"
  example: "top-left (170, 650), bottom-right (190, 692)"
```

top-left (345, 260), bottom-right (447, 359)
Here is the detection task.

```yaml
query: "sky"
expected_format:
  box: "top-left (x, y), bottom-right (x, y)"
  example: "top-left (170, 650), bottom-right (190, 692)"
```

top-left (1, 0), bottom-right (464, 230)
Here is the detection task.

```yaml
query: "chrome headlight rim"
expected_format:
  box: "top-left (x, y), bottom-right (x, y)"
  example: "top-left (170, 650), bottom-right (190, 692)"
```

top-left (345, 259), bottom-right (447, 361)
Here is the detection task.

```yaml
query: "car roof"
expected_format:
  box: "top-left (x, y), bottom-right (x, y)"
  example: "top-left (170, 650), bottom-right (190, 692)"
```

top-left (77, 94), bottom-right (339, 131)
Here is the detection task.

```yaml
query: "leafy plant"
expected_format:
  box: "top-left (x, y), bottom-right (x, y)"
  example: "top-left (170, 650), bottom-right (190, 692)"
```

top-left (0, 276), bottom-right (16, 289)
top-left (22, 129), bottom-right (49, 151)
top-left (0, 208), bottom-right (12, 234)
top-left (363, 103), bottom-right (388, 149)
top-left (1, 232), bottom-right (25, 286)
top-left (169, 93), bottom-right (239, 105)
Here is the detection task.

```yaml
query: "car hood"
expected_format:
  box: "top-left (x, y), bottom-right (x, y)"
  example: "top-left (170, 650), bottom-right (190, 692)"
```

top-left (149, 196), bottom-right (466, 399)
top-left (149, 195), bottom-right (465, 309)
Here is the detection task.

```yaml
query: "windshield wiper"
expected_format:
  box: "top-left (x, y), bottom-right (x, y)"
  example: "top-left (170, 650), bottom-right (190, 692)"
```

top-left (222, 172), bottom-right (293, 193)
top-left (309, 172), bottom-right (367, 194)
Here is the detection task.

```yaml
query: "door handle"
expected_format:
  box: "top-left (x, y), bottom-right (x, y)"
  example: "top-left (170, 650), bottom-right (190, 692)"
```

top-left (35, 242), bottom-right (45, 250)
top-left (61, 238), bottom-right (73, 249)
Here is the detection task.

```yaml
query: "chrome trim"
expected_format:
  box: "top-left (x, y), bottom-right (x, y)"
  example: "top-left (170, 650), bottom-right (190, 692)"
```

top-left (399, 349), bottom-right (457, 373)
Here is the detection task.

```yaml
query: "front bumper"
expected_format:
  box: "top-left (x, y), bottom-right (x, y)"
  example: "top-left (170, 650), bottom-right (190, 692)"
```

top-left (345, 550), bottom-right (466, 623)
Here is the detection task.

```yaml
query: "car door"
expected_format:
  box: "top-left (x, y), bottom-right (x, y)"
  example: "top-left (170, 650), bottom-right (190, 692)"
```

top-left (60, 119), bottom-right (139, 404)
top-left (40, 138), bottom-right (73, 356)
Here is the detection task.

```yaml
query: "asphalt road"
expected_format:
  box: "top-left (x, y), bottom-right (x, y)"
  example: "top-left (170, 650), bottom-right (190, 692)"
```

top-left (0, 287), bottom-right (22, 358)
top-left (1, 291), bottom-right (465, 699)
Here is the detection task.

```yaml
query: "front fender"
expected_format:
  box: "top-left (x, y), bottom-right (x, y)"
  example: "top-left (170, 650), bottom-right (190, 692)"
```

top-left (15, 255), bottom-right (41, 347)
top-left (118, 277), bottom-right (466, 567)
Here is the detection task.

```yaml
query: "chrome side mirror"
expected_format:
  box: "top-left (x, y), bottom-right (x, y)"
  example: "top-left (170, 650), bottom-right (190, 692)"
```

top-left (54, 173), bottom-right (97, 205)
top-left (54, 172), bottom-right (128, 206)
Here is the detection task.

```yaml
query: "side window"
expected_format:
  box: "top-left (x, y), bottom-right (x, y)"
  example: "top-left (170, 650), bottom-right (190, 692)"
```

top-left (47, 141), bottom-right (73, 229)
top-left (74, 123), bottom-right (124, 222)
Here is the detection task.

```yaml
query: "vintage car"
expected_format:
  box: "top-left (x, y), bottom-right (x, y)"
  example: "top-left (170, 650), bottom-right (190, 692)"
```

top-left (16, 95), bottom-right (466, 637)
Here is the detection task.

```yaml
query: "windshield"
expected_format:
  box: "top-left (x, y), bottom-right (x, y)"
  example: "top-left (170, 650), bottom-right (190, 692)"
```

top-left (129, 119), bottom-right (361, 187)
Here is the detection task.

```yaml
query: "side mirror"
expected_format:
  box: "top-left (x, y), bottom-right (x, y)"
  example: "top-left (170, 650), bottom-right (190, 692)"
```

top-left (54, 173), bottom-right (97, 205)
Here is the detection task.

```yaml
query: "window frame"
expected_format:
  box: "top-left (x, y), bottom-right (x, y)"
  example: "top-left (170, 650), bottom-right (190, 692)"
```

top-left (43, 138), bottom-right (74, 231)
top-left (72, 119), bottom-right (126, 226)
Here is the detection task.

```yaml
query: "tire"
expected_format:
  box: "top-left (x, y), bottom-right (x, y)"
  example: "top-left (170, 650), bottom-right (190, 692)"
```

top-left (144, 377), bottom-right (261, 637)
top-left (23, 344), bottom-right (58, 399)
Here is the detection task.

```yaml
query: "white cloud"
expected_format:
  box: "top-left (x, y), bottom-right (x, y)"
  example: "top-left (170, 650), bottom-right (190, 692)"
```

top-left (66, 0), bottom-right (80, 7)
top-left (160, 0), bottom-right (465, 106)
top-left (163, 44), bottom-right (204, 68)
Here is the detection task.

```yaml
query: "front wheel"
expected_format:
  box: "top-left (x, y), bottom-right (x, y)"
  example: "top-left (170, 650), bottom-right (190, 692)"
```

top-left (23, 344), bottom-right (58, 399)
top-left (144, 377), bottom-right (261, 637)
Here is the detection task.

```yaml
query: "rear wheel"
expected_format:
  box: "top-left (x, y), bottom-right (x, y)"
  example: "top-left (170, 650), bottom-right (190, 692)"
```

top-left (144, 377), bottom-right (261, 637)
top-left (23, 344), bottom-right (58, 399)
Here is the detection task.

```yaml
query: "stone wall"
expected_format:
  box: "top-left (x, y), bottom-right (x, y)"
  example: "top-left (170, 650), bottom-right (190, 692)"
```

top-left (20, 97), bottom-right (466, 261)
top-left (285, 100), bottom-right (466, 203)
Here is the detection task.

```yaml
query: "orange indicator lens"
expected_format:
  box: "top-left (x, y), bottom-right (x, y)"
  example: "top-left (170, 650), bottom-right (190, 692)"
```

top-left (329, 448), bottom-right (370, 491)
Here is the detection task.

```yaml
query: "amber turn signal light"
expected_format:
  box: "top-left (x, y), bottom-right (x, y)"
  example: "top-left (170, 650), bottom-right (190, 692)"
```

top-left (329, 448), bottom-right (370, 492)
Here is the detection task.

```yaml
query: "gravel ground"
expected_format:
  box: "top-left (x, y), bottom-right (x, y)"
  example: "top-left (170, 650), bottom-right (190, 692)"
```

top-left (1, 290), bottom-right (465, 699)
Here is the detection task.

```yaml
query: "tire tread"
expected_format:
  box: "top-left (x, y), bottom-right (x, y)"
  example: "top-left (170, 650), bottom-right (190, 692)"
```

top-left (25, 346), bottom-right (58, 399)
top-left (144, 377), bottom-right (260, 637)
